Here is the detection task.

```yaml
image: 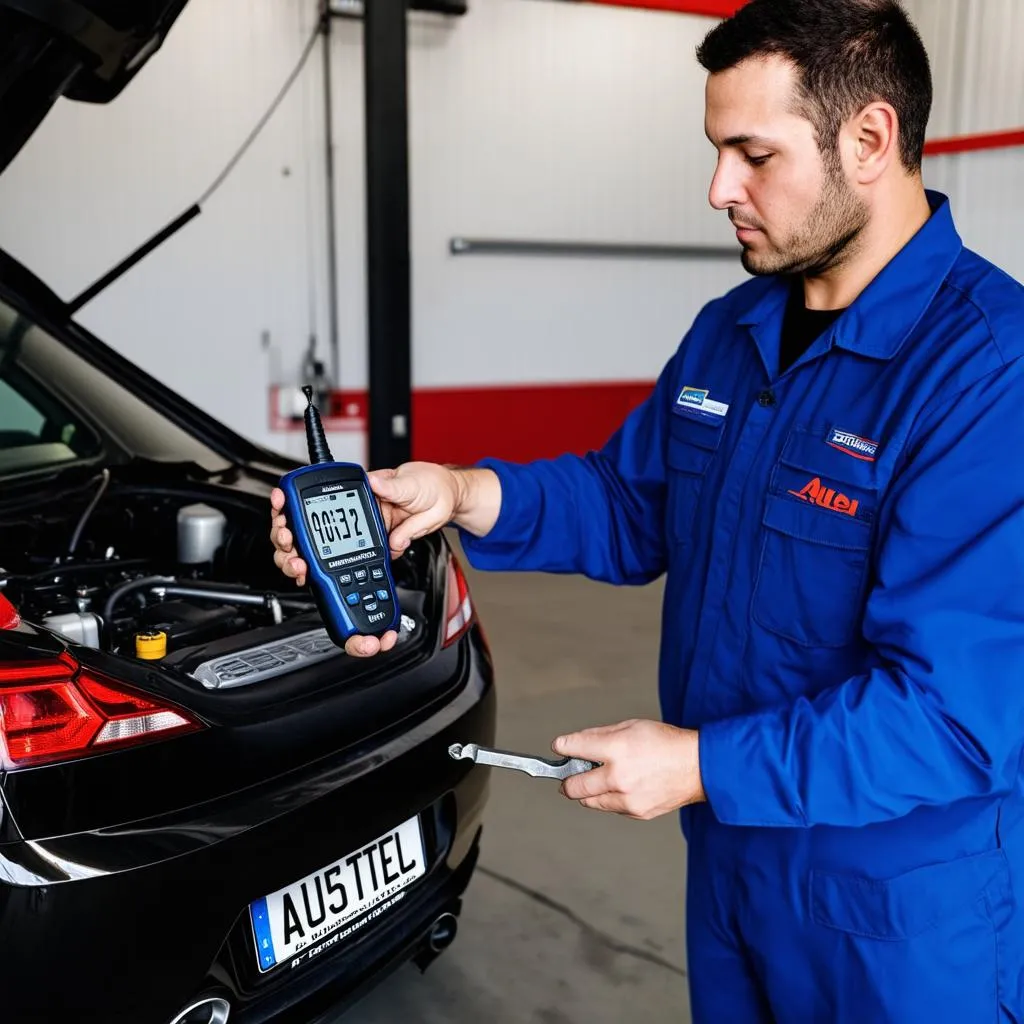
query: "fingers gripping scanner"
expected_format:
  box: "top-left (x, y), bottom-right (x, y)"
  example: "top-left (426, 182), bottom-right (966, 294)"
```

top-left (279, 387), bottom-right (401, 646)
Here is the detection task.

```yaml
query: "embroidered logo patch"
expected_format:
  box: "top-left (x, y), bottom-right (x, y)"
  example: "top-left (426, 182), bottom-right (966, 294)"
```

top-left (676, 386), bottom-right (729, 418)
top-left (788, 477), bottom-right (860, 517)
top-left (827, 428), bottom-right (878, 462)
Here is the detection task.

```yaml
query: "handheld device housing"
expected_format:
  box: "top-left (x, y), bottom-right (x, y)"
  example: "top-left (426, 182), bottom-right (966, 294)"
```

top-left (279, 388), bottom-right (401, 646)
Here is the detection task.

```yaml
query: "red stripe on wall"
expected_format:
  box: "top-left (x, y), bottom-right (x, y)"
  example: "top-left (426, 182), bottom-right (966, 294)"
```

top-left (411, 381), bottom-right (655, 464)
top-left (278, 382), bottom-right (656, 465)
top-left (924, 128), bottom-right (1024, 157)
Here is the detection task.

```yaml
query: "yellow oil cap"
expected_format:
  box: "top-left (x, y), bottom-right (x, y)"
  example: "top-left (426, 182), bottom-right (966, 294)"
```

top-left (135, 630), bottom-right (167, 660)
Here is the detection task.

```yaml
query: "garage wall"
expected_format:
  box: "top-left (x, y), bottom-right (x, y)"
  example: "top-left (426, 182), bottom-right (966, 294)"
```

top-left (904, 0), bottom-right (1024, 281)
top-left (0, 0), bottom-right (747, 463)
top-left (0, 0), bottom-right (334, 454)
top-left (0, 0), bottom-right (1020, 468)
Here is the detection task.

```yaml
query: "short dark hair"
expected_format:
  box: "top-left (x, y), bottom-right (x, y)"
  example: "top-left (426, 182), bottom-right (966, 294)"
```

top-left (696, 0), bottom-right (932, 172)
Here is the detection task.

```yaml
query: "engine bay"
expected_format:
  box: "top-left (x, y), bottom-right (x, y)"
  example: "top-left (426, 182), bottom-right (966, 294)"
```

top-left (0, 469), bottom-right (424, 687)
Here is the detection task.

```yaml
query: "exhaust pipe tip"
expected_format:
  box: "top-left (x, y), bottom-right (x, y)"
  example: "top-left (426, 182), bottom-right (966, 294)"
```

top-left (414, 911), bottom-right (460, 972)
top-left (169, 996), bottom-right (231, 1024)
top-left (427, 911), bottom-right (458, 953)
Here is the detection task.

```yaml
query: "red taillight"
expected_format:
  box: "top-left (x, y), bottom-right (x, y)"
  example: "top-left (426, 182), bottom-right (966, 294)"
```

top-left (442, 552), bottom-right (475, 647)
top-left (0, 593), bottom-right (20, 630)
top-left (0, 654), bottom-right (203, 769)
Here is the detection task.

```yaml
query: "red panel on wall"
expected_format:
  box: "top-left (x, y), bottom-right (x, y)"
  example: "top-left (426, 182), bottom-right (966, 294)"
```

top-left (411, 381), bottom-right (656, 465)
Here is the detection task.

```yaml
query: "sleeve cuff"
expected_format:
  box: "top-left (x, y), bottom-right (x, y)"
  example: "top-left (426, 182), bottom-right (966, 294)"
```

top-left (456, 458), bottom-right (544, 571)
top-left (699, 713), bottom-right (806, 829)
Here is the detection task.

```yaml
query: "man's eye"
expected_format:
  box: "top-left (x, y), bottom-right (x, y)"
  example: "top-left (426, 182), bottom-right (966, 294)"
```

top-left (746, 154), bottom-right (772, 167)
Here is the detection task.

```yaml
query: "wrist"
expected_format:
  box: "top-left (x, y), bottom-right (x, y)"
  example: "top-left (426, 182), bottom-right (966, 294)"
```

top-left (446, 466), bottom-right (502, 538)
top-left (691, 729), bottom-right (707, 804)
top-left (448, 466), bottom-right (472, 522)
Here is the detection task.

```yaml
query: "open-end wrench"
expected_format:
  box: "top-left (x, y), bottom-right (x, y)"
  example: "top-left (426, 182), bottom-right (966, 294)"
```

top-left (449, 743), bottom-right (600, 780)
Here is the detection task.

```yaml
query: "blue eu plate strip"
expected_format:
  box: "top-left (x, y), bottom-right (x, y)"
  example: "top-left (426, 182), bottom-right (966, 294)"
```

top-left (250, 897), bottom-right (277, 971)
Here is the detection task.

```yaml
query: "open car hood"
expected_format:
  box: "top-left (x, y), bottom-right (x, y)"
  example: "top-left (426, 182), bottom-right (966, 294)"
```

top-left (0, 0), bottom-right (190, 175)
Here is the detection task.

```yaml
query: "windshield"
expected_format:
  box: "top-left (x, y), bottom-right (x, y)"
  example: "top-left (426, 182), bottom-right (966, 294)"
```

top-left (0, 297), bottom-right (232, 478)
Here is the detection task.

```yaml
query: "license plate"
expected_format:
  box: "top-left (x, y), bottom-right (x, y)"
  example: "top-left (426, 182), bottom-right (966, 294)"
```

top-left (249, 815), bottom-right (426, 972)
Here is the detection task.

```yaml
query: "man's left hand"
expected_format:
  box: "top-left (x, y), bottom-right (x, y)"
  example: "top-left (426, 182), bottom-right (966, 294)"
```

top-left (552, 720), bottom-right (705, 820)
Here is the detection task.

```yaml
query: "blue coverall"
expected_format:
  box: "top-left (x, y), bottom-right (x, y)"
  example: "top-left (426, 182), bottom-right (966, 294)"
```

top-left (459, 192), bottom-right (1024, 1022)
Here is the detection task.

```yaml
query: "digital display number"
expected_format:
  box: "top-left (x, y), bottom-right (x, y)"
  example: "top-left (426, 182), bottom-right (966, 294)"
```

top-left (301, 490), bottom-right (373, 561)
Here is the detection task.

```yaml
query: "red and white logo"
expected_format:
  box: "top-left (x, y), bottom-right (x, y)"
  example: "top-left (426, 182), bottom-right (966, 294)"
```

top-left (788, 477), bottom-right (860, 517)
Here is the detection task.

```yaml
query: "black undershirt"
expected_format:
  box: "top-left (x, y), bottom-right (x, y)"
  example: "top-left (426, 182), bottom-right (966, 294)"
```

top-left (778, 279), bottom-right (845, 375)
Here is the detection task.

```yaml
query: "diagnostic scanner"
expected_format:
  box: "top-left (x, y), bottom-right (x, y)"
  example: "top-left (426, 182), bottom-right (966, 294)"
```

top-left (279, 387), bottom-right (401, 646)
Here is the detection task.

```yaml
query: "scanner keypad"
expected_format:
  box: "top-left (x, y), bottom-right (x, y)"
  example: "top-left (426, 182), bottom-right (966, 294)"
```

top-left (337, 560), bottom-right (394, 631)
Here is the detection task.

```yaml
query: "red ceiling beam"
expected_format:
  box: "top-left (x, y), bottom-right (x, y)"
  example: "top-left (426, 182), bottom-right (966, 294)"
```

top-left (580, 0), bottom-right (744, 15)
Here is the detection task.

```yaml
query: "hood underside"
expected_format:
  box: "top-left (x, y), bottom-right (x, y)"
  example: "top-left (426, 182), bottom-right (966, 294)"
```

top-left (0, 0), bottom-right (189, 175)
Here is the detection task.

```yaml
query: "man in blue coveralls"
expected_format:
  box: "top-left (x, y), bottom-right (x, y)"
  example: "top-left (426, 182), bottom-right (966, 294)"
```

top-left (271, 0), bottom-right (1024, 1018)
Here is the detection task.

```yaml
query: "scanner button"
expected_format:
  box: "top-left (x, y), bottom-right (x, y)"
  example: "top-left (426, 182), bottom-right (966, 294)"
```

top-left (376, 589), bottom-right (390, 601)
top-left (362, 592), bottom-right (375, 603)
top-left (345, 593), bottom-right (360, 607)
top-left (354, 569), bottom-right (368, 583)
top-left (371, 567), bottom-right (385, 580)
top-left (364, 601), bottom-right (379, 612)
top-left (338, 573), bottom-right (353, 585)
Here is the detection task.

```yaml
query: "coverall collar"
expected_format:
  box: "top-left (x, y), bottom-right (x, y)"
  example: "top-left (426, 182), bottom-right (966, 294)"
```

top-left (737, 190), bottom-right (963, 364)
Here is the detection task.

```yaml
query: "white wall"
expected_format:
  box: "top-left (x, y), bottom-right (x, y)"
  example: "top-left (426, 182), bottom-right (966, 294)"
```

top-left (902, 0), bottom-right (1024, 281)
top-left (0, 0), bottom-right (1020, 454)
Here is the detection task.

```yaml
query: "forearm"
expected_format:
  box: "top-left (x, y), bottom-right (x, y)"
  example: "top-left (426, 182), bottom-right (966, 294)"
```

top-left (699, 665), bottom-right (1012, 829)
top-left (456, 455), bottom-right (668, 583)
top-left (449, 467), bottom-right (502, 538)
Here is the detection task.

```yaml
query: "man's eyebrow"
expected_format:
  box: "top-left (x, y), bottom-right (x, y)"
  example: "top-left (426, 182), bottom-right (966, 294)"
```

top-left (721, 134), bottom-right (776, 147)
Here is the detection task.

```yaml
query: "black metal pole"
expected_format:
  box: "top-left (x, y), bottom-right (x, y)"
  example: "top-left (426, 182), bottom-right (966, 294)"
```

top-left (364, 0), bottom-right (412, 469)
top-left (321, 4), bottom-right (341, 388)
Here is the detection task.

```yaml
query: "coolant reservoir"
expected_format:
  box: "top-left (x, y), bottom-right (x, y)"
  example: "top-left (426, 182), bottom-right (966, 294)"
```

top-left (177, 503), bottom-right (226, 565)
top-left (42, 612), bottom-right (101, 648)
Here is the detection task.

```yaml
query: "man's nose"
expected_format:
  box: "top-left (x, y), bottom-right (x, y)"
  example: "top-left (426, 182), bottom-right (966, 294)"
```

top-left (708, 159), bottom-right (745, 211)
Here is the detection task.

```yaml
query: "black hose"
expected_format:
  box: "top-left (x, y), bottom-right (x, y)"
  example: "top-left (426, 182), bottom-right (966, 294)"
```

top-left (101, 575), bottom-right (314, 646)
top-left (101, 575), bottom-right (175, 646)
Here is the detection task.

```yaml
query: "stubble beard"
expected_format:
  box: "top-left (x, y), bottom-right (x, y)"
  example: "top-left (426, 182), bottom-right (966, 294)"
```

top-left (740, 157), bottom-right (869, 278)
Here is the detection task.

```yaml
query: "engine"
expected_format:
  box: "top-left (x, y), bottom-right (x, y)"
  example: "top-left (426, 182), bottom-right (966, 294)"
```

top-left (0, 476), bottom-right (329, 671)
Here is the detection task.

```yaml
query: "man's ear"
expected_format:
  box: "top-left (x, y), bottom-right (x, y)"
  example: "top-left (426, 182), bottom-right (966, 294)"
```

top-left (843, 101), bottom-right (900, 184)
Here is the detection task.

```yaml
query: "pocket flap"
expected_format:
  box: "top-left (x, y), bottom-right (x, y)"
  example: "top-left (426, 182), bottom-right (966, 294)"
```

top-left (666, 412), bottom-right (724, 474)
top-left (763, 492), bottom-right (872, 551)
top-left (810, 849), bottom-right (1009, 940)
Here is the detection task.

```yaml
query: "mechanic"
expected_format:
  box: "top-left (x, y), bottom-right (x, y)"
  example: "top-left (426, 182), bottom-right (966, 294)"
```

top-left (270, 0), bottom-right (1024, 1019)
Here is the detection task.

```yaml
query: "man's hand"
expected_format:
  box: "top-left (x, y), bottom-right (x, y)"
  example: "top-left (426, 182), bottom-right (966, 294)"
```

top-left (269, 483), bottom-right (398, 657)
top-left (269, 463), bottom-right (500, 658)
top-left (552, 720), bottom-right (706, 820)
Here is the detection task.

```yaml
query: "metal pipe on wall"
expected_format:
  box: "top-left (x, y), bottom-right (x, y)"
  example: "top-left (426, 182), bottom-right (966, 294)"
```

top-left (449, 237), bottom-right (739, 260)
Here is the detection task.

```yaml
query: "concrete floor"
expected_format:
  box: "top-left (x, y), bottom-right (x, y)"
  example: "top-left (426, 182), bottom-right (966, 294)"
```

top-left (337, 539), bottom-right (692, 1023)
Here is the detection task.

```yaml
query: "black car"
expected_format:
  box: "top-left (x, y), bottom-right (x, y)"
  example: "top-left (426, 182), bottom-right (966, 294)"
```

top-left (0, 4), bottom-right (496, 1022)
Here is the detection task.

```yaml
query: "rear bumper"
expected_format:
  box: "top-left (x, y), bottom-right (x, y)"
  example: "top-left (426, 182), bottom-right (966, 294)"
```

top-left (235, 826), bottom-right (483, 1024)
top-left (0, 636), bottom-right (496, 1024)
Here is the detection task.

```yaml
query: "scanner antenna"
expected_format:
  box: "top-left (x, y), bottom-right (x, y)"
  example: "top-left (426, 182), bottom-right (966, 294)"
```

top-left (302, 385), bottom-right (334, 465)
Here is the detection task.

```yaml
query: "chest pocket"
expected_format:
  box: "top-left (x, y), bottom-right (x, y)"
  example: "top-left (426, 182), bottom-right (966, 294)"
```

top-left (752, 427), bottom-right (879, 648)
top-left (665, 410), bottom-right (724, 546)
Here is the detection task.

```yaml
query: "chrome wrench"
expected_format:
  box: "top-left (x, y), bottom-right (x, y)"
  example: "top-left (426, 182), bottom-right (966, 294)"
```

top-left (449, 743), bottom-right (599, 780)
